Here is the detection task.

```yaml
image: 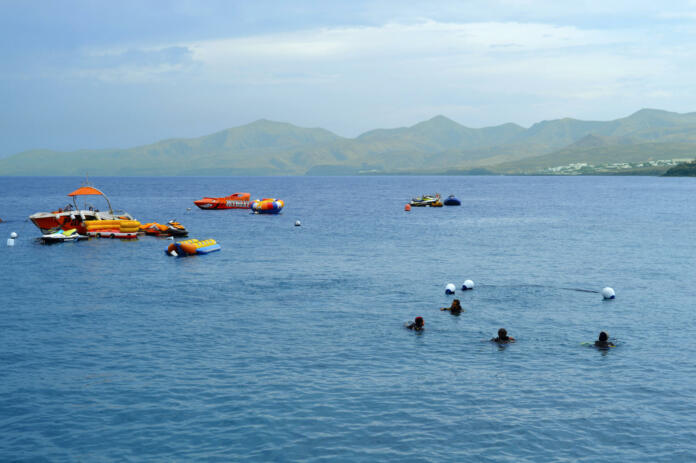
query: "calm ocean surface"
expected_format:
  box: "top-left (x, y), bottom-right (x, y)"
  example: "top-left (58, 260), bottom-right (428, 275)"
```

top-left (1, 175), bottom-right (695, 462)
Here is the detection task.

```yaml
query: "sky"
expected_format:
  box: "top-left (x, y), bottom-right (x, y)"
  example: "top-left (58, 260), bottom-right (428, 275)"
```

top-left (3, 0), bottom-right (696, 156)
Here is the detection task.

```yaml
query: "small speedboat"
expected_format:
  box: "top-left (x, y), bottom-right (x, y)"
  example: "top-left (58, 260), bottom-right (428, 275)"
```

top-left (444, 195), bottom-right (461, 206)
top-left (140, 220), bottom-right (189, 237)
top-left (250, 198), bottom-right (284, 214)
top-left (40, 228), bottom-right (88, 244)
top-left (410, 194), bottom-right (442, 207)
top-left (194, 192), bottom-right (251, 210)
top-left (29, 184), bottom-right (135, 234)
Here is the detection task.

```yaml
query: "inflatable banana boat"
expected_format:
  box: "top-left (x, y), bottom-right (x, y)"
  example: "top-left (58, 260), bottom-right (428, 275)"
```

top-left (166, 239), bottom-right (221, 257)
top-left (84, 219), bottom-right (140, 239)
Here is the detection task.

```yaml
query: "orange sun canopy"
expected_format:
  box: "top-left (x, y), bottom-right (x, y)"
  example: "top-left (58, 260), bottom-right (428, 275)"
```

top-left (67, 186), bottom-right (104, 197)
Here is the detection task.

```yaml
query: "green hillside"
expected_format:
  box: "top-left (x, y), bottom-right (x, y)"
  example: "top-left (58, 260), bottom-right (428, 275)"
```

top-left (663, 160), bottom-right (696, 176)
top-left (493, 141), bottom-right (696, 174)
top-left (3, 108), bottom-right (696, 176)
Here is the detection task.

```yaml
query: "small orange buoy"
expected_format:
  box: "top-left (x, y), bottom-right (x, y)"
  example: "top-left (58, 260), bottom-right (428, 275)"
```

top-left (404, 204), bottom-right (411, 211)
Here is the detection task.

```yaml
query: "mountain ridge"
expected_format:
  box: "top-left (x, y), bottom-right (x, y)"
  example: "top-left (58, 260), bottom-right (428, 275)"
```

top-left (2, 108), bottom-right (696, 176)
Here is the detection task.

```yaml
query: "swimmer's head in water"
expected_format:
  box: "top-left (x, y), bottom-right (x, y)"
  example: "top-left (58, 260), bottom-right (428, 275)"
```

top-left (415, 317), bottom-right (424, 327)
top-left (498, 328), bottom-right (508, 339)
top-left (598, 331), bottom-right (609, 342)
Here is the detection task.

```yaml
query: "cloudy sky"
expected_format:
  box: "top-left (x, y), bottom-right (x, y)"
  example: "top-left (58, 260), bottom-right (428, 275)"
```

top-left (3, 0), bottom-right (696, 156)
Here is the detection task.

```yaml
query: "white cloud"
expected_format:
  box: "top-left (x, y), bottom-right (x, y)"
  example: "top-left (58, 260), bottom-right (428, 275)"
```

top-left (189, 20), bottom-right (628, 65)
top-left (56, 18), bottom-right (696, 130)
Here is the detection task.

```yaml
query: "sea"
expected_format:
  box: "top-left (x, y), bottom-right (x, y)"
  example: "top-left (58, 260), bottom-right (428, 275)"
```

top-left (1, 175), bottom-right (695, 462)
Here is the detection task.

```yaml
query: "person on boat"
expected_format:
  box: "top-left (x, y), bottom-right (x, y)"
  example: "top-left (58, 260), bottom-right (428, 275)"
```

top-left (594, 331), bottom-right (615, 348)
top-left (406, 316), bottom-right (425, 331)
top-left (491, 328), bottom-right (515, 343)
top-left (441, 299), bottom-right (463, 314)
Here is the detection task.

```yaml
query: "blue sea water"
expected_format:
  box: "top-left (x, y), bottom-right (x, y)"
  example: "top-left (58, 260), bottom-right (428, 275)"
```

top-left (1, 175), bottom-right (696, 462)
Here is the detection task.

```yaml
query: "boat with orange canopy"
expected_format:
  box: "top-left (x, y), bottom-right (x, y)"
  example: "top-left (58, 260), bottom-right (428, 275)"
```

top-left (193, 192), bottom-right (251, 210)
top-left (29, 185), bottom-right (135, 234)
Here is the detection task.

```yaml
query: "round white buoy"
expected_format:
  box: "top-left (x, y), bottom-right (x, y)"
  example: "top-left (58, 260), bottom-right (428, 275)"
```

top-left (295, 220), bottom-right (301, 227)
top-left (445, 283), bottom-right (456, 295)
top-left (601, 287), bottom-right (615, 300)
top-left (10, 232), bottom-right (17, 238)
top-left (461, 279), bottom-right (475, 290)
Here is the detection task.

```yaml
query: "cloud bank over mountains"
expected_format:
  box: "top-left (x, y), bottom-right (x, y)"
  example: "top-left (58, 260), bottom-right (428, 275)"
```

top-left (2, 1), bottom-right (696, 157)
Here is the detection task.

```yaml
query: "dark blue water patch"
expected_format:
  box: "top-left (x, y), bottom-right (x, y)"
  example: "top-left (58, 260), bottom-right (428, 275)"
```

top-left (1, 175), bottom-right (696, 461)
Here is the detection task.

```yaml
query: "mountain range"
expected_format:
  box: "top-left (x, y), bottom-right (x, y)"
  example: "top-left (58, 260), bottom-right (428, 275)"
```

top-left (2, 108), bottom-right (696, 176)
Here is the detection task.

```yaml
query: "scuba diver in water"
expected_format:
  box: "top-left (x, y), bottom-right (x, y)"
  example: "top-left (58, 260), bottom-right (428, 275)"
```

top-left (406, 316), bottom-right (425, 331)
top-left (441, 299), bottom-right (463, 315)
top-left (594, 331), bottom-right (615, 348)
top-left (491, 328), bottom-right (515, 343)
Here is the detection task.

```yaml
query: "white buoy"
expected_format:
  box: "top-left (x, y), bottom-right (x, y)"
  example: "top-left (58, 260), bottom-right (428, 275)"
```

top-left (295, 220), bottom-right (301, 227)
top-left (445, 283), bottom-right (456, 295)
top-left (10, 232), bottom-right (17, 238)
top-left (461, 279), bottom-right (475, 290)
top-left (7, 238), bottom-right (15, 246)
top-left (601, 287), bottom-right (615, 300)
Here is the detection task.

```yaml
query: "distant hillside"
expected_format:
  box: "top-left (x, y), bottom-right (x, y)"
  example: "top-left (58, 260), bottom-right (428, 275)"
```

top-left (663, 160), bottom-right (696, 176)
top-left (3, 108), bottom-right (696, 175)
top-left (0, 120), bottom-right (348, 176)
top-left (493, 139), bottom-right (696, 173)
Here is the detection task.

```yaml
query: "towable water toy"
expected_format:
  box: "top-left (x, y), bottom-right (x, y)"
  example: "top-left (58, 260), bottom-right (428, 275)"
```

top-left (140, 220), bottom-right (188, 237)
top-left (250, 198), bottom-right (284, 214)
top-left (84, 219), bottom-right (140, 239)
top-left (444, 195), bottom-right (461, 206)
top-left (166, 239), bottom-right (220, 257)
top-left (194, 192), bottom-right (251, 210)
